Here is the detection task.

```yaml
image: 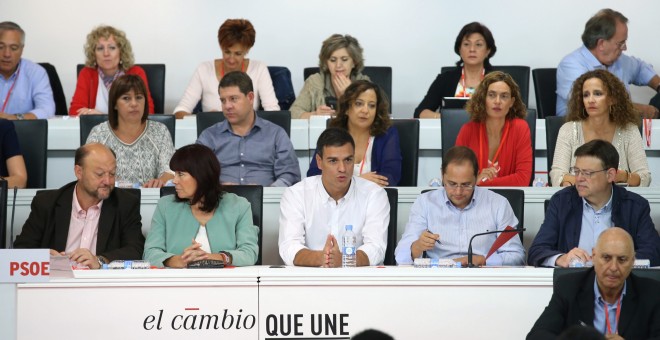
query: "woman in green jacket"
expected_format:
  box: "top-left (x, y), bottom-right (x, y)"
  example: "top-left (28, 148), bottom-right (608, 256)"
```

top-left (144, 144), bottom-right (258, 267)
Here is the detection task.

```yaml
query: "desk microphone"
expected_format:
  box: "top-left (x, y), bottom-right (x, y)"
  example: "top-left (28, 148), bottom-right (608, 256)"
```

top-left (9, 186), bottom-right (17, 249)
top-left (467, 227), bottom-right (525, 268)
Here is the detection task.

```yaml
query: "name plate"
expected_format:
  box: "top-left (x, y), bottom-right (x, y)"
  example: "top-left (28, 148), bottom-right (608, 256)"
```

top-left (0, 249), bottom-right (50, 283)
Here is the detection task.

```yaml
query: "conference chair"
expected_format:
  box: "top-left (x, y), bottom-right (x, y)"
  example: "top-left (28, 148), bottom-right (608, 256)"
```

top-left (79, 114), bottom-right (176, 145)
top-left (532, 68), bottom-right (557, 118)
top-left (77, 64), bottom-right (166, 113)
top-left (440, 108), bottom-right (471, 159)
top-left (38, 62), bottom-right (68, 116)
top-left (0, 180), bottom-right (7, 248)
top-left (196, 111), bottom-right (292, 137)
top-left (545, 116), bottom-right (565, 186)
top-left (392, 119), bottom-right (419, 186)
top-left (383, 188), bottom-right (398, 265)
top-left (160, 185), bottom-right (264, 265)
top-left (422, 188), bottom-right (524, 242)
top-left (267, 66), bottom-right (296, 110)
top-left (440, 66), bottom-right (530, 106)
top-left (303, 66), bottom-right (393, 106)
top-left (13, 120), bottom-right (48, 188)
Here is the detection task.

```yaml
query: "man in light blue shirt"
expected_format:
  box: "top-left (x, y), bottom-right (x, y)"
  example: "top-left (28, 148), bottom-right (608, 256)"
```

top-left (556, 9), bottom-right (660, 117)
top-left (197, 71), bottom-right (300, 187)
top-left (0, 21), bottom-right (54, 120)
top-left (394, 146), bottom-right (525, 266)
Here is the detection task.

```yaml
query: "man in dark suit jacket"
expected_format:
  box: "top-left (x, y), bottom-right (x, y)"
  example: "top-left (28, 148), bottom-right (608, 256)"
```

top-left (528, 227), bottom-right (660, 339)
top-left (528, 140), bottom-right (660, 267)
top-left (14, 143), bottom-right (144, 268)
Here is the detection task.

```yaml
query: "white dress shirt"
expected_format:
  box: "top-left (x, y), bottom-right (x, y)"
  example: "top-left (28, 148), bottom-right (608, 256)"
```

top-left (278, 175), bottom-right (389, 266)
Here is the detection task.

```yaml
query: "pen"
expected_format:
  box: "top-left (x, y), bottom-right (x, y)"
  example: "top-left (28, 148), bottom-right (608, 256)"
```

top-left (426, 229), bottom-right (442, 245)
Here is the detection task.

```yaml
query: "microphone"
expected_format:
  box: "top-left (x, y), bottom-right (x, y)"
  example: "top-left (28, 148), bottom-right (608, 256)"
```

top-left (9, 186), bottom-right (17, 249)
top-left (466, 227), bottom-right (525, 268)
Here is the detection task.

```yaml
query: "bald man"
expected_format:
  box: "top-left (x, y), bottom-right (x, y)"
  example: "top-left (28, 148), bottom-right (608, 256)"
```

top-left (528, 227), bottom-right (660, 339)
top-left (14, 143), bottom-right (144, 269)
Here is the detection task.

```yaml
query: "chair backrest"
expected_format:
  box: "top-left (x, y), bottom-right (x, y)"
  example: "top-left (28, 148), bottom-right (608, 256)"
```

top-left (13, 120), bottom-right (48, 188)
top-left (0, 180), bottom-right (7, 248)
top-left (422, 188), bottom-right (524, 242)
top-left (392, 119), bottom-right (419, 186)
top-left (267, 66), bottom-right (296, 110)
top-left (532, 68), bottom-right (557, 118)
top-left (489, 188), bottom-right (524, 241)
top-left (526, 109), bottom-right (537, 186)
top-left (440, 109), bottom-right (471, 158)
top-left (77, 64), bottom-right (166, 114)
top-left (38, 62), bottom-right (67, 116)
top-left (160, 185), bottom-right (264, 265)
top-left (196, 111), bottom-right (291, 137)
top-left (384, 188), bottom-right (398, 265)
top-left (303, 66), bottom-right (393, 106)
top-left (79, 114), bottom-right (176, 145)
top-left (440, 65), bottom-right (530, 106)
top-left (545, 116), bottom-right (565, 186)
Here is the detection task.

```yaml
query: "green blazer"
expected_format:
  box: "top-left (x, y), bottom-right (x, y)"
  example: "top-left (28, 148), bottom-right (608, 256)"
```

top-left (144, 193), bottom-right (259, 267)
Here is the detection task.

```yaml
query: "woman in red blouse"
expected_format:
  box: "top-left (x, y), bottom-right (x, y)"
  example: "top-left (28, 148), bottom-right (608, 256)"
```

top-left (455, 71), bottom-right (532, 186)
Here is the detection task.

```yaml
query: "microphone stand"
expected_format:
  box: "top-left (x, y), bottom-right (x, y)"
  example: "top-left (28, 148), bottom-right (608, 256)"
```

top-left (466, 228), bottom-right (525, 268)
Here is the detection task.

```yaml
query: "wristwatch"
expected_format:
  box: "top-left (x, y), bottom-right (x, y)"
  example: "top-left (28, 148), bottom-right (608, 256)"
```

top-left (15, 113), bottom-right (25, 120)
top-left (96, 256), bottom-right (107, 268)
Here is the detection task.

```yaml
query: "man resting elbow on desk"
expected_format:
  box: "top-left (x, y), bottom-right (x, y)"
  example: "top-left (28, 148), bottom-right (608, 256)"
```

top-left (394, 146), bottom-right (525, 267)
top-left (278, 128), bottom-right (389, 267)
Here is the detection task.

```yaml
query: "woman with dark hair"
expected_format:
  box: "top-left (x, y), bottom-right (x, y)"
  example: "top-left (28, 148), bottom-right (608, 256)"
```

top-left (415, 22), bottom-right (497, 118)
top-left (143, 144), bottom-right (259, 268)
top-left (70, 25), bottom-right (155, 115)
top-left (86, 74), bottom-right (174, 188)
top-left (174, 18), bottom-right (279, 118)
top-left (550, 69), bottom-right (650, 187)
top-left (290, 34), bottom-right (370, 119)
top-left (307, 80), bottom-right (402, 186)
top-left (455, 71), bottom-right (532, 186)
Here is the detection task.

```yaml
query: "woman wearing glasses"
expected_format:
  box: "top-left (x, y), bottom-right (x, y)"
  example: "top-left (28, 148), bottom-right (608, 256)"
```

top-left (550, 69), bottom-right (650, 187)
top-left (454, 71), bottom-right (532, 186)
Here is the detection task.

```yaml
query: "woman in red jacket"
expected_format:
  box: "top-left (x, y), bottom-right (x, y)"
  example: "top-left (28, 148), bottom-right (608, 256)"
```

top-left (70, 25), bottom-right (154, 115)
top-left (455, 71), bottom-right (532, 186)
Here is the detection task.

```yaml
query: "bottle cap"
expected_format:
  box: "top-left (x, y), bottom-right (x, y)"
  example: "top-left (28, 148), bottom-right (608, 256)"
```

top-left (345, 225), bottom-right (353, 231)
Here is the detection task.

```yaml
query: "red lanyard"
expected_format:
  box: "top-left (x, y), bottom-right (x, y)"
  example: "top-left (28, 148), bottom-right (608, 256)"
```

top-left (478, 120), bottom-right (510, 171)
top-left (644, 118), bottom-right (652, 147)
top-left (358, 137), bottom-right (371, 176)
top-left (1, 67), bottom-right (20, 113)
top-left (604, 294), bottom-right (623, 335)
top-left (220, 60), bottom-right (246, 77)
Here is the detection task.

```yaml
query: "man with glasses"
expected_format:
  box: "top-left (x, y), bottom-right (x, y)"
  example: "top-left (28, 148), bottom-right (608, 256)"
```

top-left (394, 146), bottom-right (525, 266)
top-left (0, 21), bottom-right (54, 120)
top-left (556, 9), bottom-right (660, 117)
top-left (529, 140), bottom-right (660, 267)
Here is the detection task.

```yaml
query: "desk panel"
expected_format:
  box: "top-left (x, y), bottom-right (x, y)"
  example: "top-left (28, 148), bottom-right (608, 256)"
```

top-left (258, 266), bottom-right (553, 339)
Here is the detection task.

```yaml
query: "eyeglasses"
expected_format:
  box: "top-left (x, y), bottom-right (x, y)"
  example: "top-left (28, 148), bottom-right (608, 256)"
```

top-left (569, 167), bottom-right (607, 178)
top-left (614, 40), bottom-right (627, 50)
top-left (444, 182), bottom-right (475, 191)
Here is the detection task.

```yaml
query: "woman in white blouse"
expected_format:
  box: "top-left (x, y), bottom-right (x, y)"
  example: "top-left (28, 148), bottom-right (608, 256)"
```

top-left (173, 19), bottom-right (279, 119)
top-left (550, 69), bottom-right (650, 187)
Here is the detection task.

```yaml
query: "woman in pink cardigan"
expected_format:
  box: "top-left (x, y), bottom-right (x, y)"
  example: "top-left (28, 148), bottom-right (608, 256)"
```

top-left (455, 71), bottom-right (532, 186)
top-left (70, 25), bottom-right (154, 115)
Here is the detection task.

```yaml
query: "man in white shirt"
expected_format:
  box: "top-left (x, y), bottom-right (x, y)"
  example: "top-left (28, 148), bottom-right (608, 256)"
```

top-left (278, 127), bottom-right (389, 267)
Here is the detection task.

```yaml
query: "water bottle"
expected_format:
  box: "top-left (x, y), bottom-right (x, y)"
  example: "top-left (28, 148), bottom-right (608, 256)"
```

top-left (342, 225), bottom-right (357, 267)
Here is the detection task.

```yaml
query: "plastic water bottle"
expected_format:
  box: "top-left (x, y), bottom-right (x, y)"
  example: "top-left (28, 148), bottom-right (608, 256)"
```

top-left (342, 225), bottom-right (357, 267)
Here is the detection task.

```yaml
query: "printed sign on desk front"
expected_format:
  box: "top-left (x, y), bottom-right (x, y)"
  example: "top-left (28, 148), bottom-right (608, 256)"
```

top-left (0, 249), bottom-right (49, 283)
